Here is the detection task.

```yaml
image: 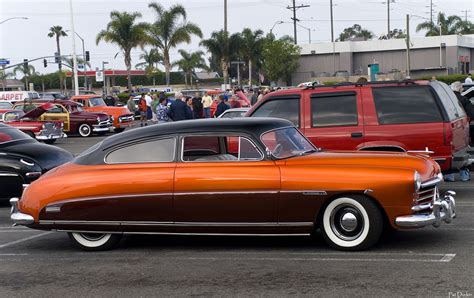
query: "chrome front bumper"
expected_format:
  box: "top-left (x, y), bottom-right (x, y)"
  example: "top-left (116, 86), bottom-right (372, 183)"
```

top-left (36, 133), bottom-right (67, 140)
top-left (10, 198), bottom-right (34, 226)
top-left (395, 191), bottom-right (456, 228)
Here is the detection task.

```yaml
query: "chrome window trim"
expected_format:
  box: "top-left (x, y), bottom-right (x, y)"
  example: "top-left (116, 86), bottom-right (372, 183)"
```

top-left (104, 137), bottom-right (177, 165)
top-left (180, 134), bottom-right (264, 163)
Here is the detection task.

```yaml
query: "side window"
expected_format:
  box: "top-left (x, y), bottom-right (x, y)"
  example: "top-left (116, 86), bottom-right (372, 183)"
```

top-left (432, 81), bottom-right (466, 119)
top-left (311, 93), bottom-right (358, 127)
top-left (105, 138), bottom-right (176, 164)
top-left (182, 135), bottom-right (262, 162)
top-left (251, 96), bottom-right (300, 127)
top-left (47, 105), bottom-right (65, 114)
top-left (372, 86), bottom-right (443, 124)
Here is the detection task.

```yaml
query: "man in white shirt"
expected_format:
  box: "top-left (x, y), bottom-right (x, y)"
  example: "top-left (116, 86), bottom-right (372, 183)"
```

top-left (144, 93), bottom-right (153, 122)
top-left (465, 73), bottom-right (472, 84)
top-left (201, 91), bottom-right (213, 118)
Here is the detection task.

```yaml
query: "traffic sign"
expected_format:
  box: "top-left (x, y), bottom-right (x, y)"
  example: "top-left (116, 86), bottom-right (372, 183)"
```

top-left (0, 59), bottom-right (10, 65)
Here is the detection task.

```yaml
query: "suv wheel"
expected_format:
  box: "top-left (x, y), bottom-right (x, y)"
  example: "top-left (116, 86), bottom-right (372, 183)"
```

top-left (320, 195), bottom-right (383, 251)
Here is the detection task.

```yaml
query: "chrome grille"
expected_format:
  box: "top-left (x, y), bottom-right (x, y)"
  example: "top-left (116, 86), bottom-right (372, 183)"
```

top-left (416, 185), bottom-right (438, 205)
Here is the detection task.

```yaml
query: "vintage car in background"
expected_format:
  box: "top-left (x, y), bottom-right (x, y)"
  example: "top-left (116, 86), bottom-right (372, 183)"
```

top-left (0, 101), bottom-right (13, 114)
top-left (39, 92), bottom-right (68, 101)
top-left (2, 103), bottom-right (66, 144)
top-left (70, 95), bottom-right (134, 133)
top-left (0, 123), bottom-right (73, 202)
top-left (13, 100), bottom-right (112, 137)
top-left (217, 107), bottom-right (250, 118)
top-left (247, 80), bottom-right (472, 172)
top-left (11, 118), bottom-right (455, 251)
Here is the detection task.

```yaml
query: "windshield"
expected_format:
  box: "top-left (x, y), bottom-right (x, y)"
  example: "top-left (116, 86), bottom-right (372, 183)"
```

top-left (261, 127), bottom-right (317, 159)
top-left (0, 127), bottom-right (32, 144)
top-left (0, 102), bottom-right (12, 109)
top-left (89, 97), bottom-right (107, 107)
top-left (3, 111), bottom-right (24, 122)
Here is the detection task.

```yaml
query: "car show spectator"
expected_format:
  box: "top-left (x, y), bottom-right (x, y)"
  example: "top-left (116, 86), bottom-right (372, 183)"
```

top-left (214, 95), bottom-right (230, 118)
top-left (156, 97), bottom-right (169, 123)
top-left (151, 94), bottom-right (159, 124)
top-left (251, 89), bottom-right (259, 106)
top-left (201, 91), bottom-right (213, 118)
top-left (192, 92), bottom-right (203, 119)
top-left (465, 73), bottom-right (473, 84)
top-left (126, 95), bottom-right (136, 113)
top-left (168, 92), bottom-right (192, 121)
top-left (138, 94), bottom-right (148, 127)
top-left (145, 93), bottom-right (153, 121)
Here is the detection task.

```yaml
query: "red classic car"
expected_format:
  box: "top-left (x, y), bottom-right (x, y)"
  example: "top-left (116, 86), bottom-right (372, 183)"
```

top-left (13, 100), bottom-right (112, 137)
top-left (1, 103), bottom-right (66, 144)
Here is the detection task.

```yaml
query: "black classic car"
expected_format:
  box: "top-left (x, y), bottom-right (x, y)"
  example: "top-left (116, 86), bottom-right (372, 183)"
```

top-left (0, 124), bottom-right (73, 202)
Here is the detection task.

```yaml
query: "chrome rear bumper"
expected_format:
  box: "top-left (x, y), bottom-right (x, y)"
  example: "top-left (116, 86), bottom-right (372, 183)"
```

top-left (395, 191), bottom-right (456, 228)
top-left (10, 198), bottom-right (34, 226)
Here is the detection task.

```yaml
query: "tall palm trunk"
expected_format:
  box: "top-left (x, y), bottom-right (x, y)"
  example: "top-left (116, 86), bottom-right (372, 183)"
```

top-left (56, 35), bottom-right (63, 92)
top-left (164, 49), bottom-right (171, 86)
top-left (124, 49), bottom-right (132, 91)
top-left (184, 73), bottom-right (188, 87)
top-left (248, 60), bottom-right (252, 88)
top-left (221, 58), bottom-right (229, 88)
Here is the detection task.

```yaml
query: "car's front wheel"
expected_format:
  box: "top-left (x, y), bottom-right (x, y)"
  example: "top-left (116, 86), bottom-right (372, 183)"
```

top-left (78, 123), bottom-right (92, 137)
top-left (68, 232), bottom-right (122, 251)
top-left (320, 195), bottom-right (383, 251)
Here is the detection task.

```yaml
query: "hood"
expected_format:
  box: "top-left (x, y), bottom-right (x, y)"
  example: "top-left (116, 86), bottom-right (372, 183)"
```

top-left (99, 106), bottom-right (132, 116)
top-left (20, 102), bottom-right (55, 119)
top-left (283, 151), bottom-right (439, 181)
top-left (79, 110), bottom-right (109, 121)
top-left (2, 141), bottom-right (73, 172)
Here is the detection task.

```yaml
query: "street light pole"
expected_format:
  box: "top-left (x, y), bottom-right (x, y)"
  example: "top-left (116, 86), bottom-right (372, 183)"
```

top-left (66, 30), bottom-right (87, 89)
top-left (68, 0), bottom-right (79, 96)
top-left (0, 17), bottom-right (28, 25)
top-left (270, 21), bottom-right (284, 36)
top-left (330, 0), bottom-right (336, 73)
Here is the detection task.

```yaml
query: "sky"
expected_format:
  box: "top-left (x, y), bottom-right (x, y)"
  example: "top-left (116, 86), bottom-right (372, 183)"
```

top-left (1, 0), bottom-right (473, 76)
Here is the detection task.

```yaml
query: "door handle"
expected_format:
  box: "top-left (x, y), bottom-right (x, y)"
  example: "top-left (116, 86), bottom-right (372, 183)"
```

top-left (351, 132), bottom-right (363, 138)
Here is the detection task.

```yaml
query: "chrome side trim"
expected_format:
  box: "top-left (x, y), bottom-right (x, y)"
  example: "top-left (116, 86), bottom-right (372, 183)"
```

top-left (0, 173), bottom-right (19, 177)
top-left (174, 191), bottom-right (279, 196)
top-left (20, 159), bottom-right (34, 167)
top-left (56, 230), bottom-right (311, 237)
top-left (302, 191), bottom-right (327, 196)
top-left (420, 177), bottom-right (442, 189)
top-left (40, 220), bottom-right (314, 228)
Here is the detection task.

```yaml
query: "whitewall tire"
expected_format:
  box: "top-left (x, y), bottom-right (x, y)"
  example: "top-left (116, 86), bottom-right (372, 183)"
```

top-left (68, 232), bottom-right (122, 251)
top-left (78, 124), bottom-right (92, 137)
top-left (320, 195), bottom-right (383, 251)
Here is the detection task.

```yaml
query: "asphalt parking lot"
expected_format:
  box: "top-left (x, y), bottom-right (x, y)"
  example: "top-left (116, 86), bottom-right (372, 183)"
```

top-left (0, 132), bottom-right (473, 296)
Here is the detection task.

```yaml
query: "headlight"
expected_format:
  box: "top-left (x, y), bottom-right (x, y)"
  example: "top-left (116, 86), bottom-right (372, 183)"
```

top-left (41, 124), bottom-right (45, 129)
top-left (437, 172), bottom-right (444, 182)
top-left (414, 171), bottom-right (422, 192)
top-left (110, 115), bottom-right (114, 122)
top-left (97, 116), bottom-right (101, 123)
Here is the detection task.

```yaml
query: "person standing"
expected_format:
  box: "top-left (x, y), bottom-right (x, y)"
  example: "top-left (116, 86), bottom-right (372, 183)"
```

top-left (145, 93), bottom-right (153, 123)
top-left (126, 95), bottom-right (136, 114)
top-left (138, 94), bottom-right (148, 127)
top-left (214, 95), bottom-right (230, 117)
top-left (192, 92), bottom-right (203, 119)
top-left (201, 91), bottom-right (213, 118)
top-left (168, 92), bottom-right (192, 121)
top-left (465, 73), bottom-right (473, 84)
top-left (151, 94), bottom-right (159, 124)
top-left (156, 97), bottom-right (169, 123)
top-left (186, 97), bottom-right (194, 119)
top-left (250, 89), bottom-right (259, 106)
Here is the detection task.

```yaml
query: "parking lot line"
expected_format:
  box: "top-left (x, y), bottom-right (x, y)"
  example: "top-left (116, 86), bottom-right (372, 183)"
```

top-left (0, 232), bottom-right (51, 249)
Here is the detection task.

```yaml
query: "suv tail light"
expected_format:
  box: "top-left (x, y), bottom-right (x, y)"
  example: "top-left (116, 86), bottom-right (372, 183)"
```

top-left (444, 123), bottom-right (453, 147)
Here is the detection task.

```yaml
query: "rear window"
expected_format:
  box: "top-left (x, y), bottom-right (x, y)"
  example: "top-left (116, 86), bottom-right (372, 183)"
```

top-left (430, 81), bottom-right (466, 120)
top-left (311, 92), bottom-right (358, 127)
top-left (251, 96), bottom-right (300, 127)
top-left (372, 86), bottom-right (443, 124)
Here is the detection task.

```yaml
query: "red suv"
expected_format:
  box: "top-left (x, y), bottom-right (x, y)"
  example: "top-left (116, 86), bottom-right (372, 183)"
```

top-left (247, 80), bottom-right (472, 172)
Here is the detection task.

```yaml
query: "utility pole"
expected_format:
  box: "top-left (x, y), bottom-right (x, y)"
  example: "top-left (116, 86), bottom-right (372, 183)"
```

top-left (231, 61), bottom-right (245, 88)
top-left (330, 0), bottom-right (336, 73)
top-left (224, 0), bottom-right (229, 87)
top-left (406, 14), bottom-right (411, 78)
top-left (224, 0), bottom-right (227, 34)
top-left (429, 0), bottom-right (433, 24)
top-left (286, 0), bottom-right (310, 44)
top-left (461, 10), bottom-right (470, 22)
top-left (69, 0), bottom-right (79, 96)
top-left (387, 0), bottom-right (390, 38)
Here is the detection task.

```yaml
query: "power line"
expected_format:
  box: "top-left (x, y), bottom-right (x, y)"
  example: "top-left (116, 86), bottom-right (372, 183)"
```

top-left (286, 0), bottom-right (310, 44)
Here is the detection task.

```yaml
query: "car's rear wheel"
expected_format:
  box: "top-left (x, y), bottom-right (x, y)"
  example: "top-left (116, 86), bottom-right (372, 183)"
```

top-left (78, 123), bottom-right (92, 137)
top-left (320, 195), bottom-right (383, 251)
top-left (68, 232), bottom-right (122, 251)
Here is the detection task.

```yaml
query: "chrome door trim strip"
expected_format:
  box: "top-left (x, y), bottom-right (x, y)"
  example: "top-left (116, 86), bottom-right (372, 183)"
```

top-left (280, 190), bottom-right (328, 195)
top-left (55, 229), bottom-right (311, 237)
top-left (0, 173), bottom-right (20, 177)
top-left (40, 220), bottom-right (314, 228)
top-left (174, 191), bottom-right (279, 196)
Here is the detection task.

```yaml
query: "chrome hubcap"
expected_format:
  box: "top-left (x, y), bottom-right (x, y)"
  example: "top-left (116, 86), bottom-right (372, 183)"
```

top-left (80, 233), bottom-right (106, 242)
top-left (330, 205), bottom-right (364, 241)
top-left (340, 212), bottom-right (358, 232)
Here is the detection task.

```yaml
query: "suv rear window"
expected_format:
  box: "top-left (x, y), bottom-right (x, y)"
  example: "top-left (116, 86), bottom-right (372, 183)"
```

top-left (311, 92), bottom-right (358, 127)
top-left (251, 96), bottom-right (300, 127)
top-left (372, 86), bottom-right (443, 124)
top-left (430, 81), bottom-right (465, 120)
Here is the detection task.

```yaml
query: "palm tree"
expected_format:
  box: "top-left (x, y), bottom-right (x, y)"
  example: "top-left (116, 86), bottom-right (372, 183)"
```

top-left (96, 11), bottom-right (149, 90)
top-left (200, 30), bottom-right (242, 87)
top-left (173, 50), bottom-right (208, 88)
top-left (240, 28), bottom-right (264, 88)
top-left (147, 2), bottom-right (203, 86)
top-left (416, 12), bottom-right (463, 36)
top-left (47, 26), bottom-right (67, 92)
top-left (0, 70), bottom-right (14, 91)
top-left (135, 49), bottom-right (163, 86)
top-left (13, 64), bottom-right (38, 90)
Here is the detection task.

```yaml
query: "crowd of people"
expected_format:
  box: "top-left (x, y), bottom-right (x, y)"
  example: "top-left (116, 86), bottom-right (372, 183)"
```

top-left (125, 87), bottom-right (280, 126)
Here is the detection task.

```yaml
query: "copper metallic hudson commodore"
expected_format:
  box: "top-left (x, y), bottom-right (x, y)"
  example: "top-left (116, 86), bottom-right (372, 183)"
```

top-left (10, 118), bottom-right (456, 251)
